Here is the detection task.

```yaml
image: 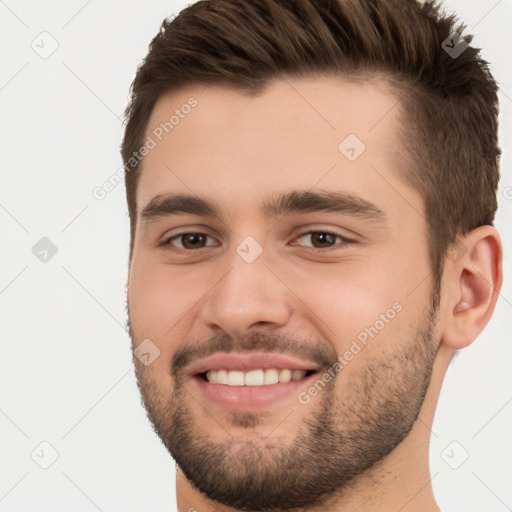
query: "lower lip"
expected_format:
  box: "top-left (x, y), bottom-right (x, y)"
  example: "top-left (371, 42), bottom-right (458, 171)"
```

top-left (192, 374), bottom-right (317, 410)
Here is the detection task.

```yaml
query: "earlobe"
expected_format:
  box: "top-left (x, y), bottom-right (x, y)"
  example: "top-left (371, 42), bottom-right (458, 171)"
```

top-left (442, 226), bottom-right (503, 350)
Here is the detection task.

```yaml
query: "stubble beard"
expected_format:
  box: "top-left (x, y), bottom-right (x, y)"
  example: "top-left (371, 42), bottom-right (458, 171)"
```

top-left (130, 294), bottom-right (440, 511)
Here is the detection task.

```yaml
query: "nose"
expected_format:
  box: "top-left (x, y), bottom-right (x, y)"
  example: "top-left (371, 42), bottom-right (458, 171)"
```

top-left (198, 247), bottom-right (293, 339)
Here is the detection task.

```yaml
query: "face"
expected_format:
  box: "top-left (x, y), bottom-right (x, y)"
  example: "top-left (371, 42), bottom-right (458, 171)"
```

top-left (127, 76), bottom-right (441, 510)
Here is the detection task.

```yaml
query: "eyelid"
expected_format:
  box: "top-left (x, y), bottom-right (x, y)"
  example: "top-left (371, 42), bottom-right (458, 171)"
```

top-left (290, 222), bottom-right (360, 240)
top-left (160, 223), bottom-right (217, 242)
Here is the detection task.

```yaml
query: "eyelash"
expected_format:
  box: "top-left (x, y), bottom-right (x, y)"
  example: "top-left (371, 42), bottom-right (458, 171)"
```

top-left (160, 230), bottom-right (354, 252)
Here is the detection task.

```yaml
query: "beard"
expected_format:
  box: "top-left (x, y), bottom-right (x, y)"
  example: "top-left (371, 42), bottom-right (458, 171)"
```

top-left (128, 290), bottom-right (440, 511)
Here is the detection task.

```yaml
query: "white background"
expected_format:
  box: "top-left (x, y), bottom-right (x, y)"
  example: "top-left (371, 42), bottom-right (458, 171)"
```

top-left (0, 1), bottom-right (510, 511)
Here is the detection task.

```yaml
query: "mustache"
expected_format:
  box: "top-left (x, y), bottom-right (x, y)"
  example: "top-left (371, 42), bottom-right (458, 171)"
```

top-left (171, 331), bottom-right (338, 378)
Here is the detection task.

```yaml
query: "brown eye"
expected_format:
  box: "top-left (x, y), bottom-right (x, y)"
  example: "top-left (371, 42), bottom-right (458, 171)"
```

top-left (310, 232), bottom-right (337, 248)
top-left (294, 231), bottom-right (348, 249)
top-left (163, 232), bottom-right (217, 250)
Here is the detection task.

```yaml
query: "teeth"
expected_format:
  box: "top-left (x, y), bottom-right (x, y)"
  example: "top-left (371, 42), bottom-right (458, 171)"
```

top-left (227, 371), bottom-right (244, 386)
top-left (245, 369), bottom-right (264, 386)
top-left (279, 369), bottom-right (292, 382)
top-left (291, 370), bottom-right (306, 380)
top-left (264, 368), bottom-right (279, 385)
top-left (205, 368), bottom-right (308, 386)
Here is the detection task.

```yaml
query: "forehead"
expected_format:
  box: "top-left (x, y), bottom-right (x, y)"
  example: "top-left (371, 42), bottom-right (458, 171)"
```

top-left (135, 76), bottom-right (416, 222)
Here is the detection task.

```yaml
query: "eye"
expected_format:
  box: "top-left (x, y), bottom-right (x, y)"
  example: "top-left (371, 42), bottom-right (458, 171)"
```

top-left (160, 229), bottom-right (353, 253)
top-left (162, 232), bottom-right (218, 250)
top-left (291, 231), bottom-right (352, 250)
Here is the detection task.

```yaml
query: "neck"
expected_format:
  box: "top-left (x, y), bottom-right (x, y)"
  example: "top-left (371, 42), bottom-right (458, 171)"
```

top-left (176, 344), bottom-right (452, 512)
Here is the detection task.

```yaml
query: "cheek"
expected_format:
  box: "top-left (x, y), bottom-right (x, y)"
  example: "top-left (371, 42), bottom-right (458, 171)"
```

top-left (128, 263), bottom-right (205, 362)
top-left (287, 260), bottom-right (417, 355)
top-left (130, 258), bottom-right (205, 316)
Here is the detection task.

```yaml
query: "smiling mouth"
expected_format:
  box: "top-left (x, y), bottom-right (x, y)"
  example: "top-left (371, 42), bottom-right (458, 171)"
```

top-left (198, 368), bottom-right (317, 386)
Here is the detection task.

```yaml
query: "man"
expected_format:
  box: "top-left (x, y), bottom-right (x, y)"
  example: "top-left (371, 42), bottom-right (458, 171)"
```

top-left (122, 0), bottom-right (503, 510)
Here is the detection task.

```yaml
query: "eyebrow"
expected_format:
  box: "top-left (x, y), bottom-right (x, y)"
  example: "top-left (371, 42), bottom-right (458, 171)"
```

top-left (139, 190), bottom-right (386, 225)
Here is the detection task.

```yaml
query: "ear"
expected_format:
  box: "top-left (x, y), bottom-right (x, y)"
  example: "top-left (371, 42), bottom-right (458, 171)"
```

top-left (441, 225), bottom-right (503, 350)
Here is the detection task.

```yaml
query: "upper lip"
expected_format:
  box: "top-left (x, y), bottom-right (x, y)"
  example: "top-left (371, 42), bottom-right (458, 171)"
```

top-left (187, 352), bottom-right (320, 376)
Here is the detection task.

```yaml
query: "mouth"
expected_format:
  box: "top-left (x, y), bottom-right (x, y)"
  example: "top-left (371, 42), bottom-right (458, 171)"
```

top-left (199, 368), bottom-right (317, 385)
top-left (187, 352), bottom-right (321, 410)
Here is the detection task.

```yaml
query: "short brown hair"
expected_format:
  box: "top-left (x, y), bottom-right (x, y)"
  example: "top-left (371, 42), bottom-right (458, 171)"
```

top-left (121, 0), bottom-right (500, 286)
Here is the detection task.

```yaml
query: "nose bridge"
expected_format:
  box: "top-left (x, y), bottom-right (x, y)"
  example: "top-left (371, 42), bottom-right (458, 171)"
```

top-left (200, 239), bottom-right (291, 336)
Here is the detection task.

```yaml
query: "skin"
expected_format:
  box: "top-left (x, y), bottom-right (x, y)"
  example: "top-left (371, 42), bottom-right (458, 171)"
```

top-left (126, 76), bottom-right (502, 512)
